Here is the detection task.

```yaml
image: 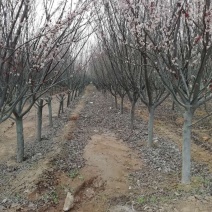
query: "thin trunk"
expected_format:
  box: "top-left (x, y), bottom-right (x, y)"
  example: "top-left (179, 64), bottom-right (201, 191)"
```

top-left (37, 99), bottom-right (43, 142)
top-left (16, 116), bottom-right (24, 162)
top-left (104, 90), bottom-right (107, 99)
top-left (120, 97), bottom-right (124, 114)
top-left (130, 101), bottom-right (136, 130)
top-left (58, 104), bottom-right (61, 117)
top-left (47, 97), bottom-right (53, 127)
top-left (114, 95), bottom-right (118, 109)
top-left (71, 91), bottom-right (74, 101)
top-left (61, 99), bottom-right (64, 113)
top-left (79, 88), bottom-right (82, 95)
top-left (172, 100), bottom-right (175, 110)
top-left (148, 106), bottom-right (155, 147)
top-left (204, 102), bottom-right (208, 113)
top-left (67, 92), bottom-right (70, 107)
top-left (73, 90), bottom-right (75, 100)
top-left (102, 90), bottom-right (106, 98)
top-left (74, 90), bottom-right (77, 99)
top-left (182, 107), bottom-right (194, 184)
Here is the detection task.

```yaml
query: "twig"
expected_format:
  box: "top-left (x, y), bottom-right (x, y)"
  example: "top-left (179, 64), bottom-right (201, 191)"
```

top-left (190, 112), bottom-right (212, 127)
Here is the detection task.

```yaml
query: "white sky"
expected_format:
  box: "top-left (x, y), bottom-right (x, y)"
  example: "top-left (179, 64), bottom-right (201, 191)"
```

top-left (34, 0), bottom-right (79, 26)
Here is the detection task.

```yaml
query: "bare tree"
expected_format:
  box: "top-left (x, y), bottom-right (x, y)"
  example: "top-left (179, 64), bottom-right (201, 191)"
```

top-left (0, 0), bottom-right (91, 162)
top-left (121, 0), bottom-right (212, 183)
top-left (91, 0), bottom-right (169, 135)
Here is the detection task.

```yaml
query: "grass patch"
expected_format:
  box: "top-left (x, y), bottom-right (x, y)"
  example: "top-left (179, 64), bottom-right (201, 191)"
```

top-left (136, 195), bottom-right (159, 205)
top-left (69, 169), bottom-right (79, 179)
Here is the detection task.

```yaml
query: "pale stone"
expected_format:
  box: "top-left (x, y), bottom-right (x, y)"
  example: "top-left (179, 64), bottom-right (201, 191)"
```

top-left (63, 192), bottom-right (74, 211)
top-left (174, 192), bottom-right (180, 196)
top-left (28, 203), bottom-right (36, 210)
top-left (2, 198), bottom-right (7, 204)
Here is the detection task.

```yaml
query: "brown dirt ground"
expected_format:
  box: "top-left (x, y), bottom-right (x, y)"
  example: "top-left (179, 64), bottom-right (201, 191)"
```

top-left (44, 133), bottom-right (142, 212)
top-left (0, 95), bottom-right (61, 164)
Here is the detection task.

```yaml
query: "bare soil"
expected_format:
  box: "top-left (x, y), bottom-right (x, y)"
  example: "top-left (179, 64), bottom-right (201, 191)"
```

top-left (0, 85), bottom-right (212, 212)
top-left (0, 96), bottom-right (61, 163)
top-left (73, 133), bottom-right (142, 212)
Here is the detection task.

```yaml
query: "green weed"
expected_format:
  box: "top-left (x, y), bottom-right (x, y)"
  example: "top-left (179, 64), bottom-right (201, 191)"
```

top-left (137, 196), bottom-right (146, 204)
top-left (69, 169), bottom-right (79, 179)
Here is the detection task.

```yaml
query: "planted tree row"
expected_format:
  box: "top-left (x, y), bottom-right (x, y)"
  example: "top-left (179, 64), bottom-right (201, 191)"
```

top-left (0, 0), bottom-right (92, 162)
top-left (89, 0), bottom-right (212, 184)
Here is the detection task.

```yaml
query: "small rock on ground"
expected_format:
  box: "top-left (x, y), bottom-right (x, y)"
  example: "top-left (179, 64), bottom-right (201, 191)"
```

top-left (63, 192), bottom-right (74, 211)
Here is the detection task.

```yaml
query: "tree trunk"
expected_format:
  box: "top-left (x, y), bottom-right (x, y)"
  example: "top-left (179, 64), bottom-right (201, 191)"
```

top-left (172, 100), bottom-right (175, 110)
top-left (67, 92), bottom-right (70, 107)
top-left (130, 101), bottom-right (136, 130)
top-left (102, 90), bottom-right (107, 98)
top-left (182, 107), bottom-right (193, 184)
top-left (114, 95), bottom-right (118, 109)
top-left (37, 99), bottom-right (43, 142)
top-left (148, 106), bottom-right (155, 147)
top-left (120, 97), bottom-right (124, 114)
top-left (71, 91), bottom-right (74, 101)
top-left (204, 102), bottom-right (208, 113)
top-left (74, 90), bottom-right (77, 99)
top-left (47, 97), bottom-right (53, 127)
top-left (61, 99), bottom-right (64, 113)
top-left (16, 116), bottom-right (24, 162)
top-left (57, 94), bottom-right (65, 117)
top-left (58, 104), bottom-right (61, 117)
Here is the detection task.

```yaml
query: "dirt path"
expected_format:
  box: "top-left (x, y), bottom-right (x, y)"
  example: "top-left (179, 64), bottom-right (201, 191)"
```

top-left (38, 87), bottom-right (142, 212)
top-left (45, 128), bottom-right (142, 211)
top-left (84, 133), bottom-right (141, 195)
top-left (72, 132), bottom-right (142, 212)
